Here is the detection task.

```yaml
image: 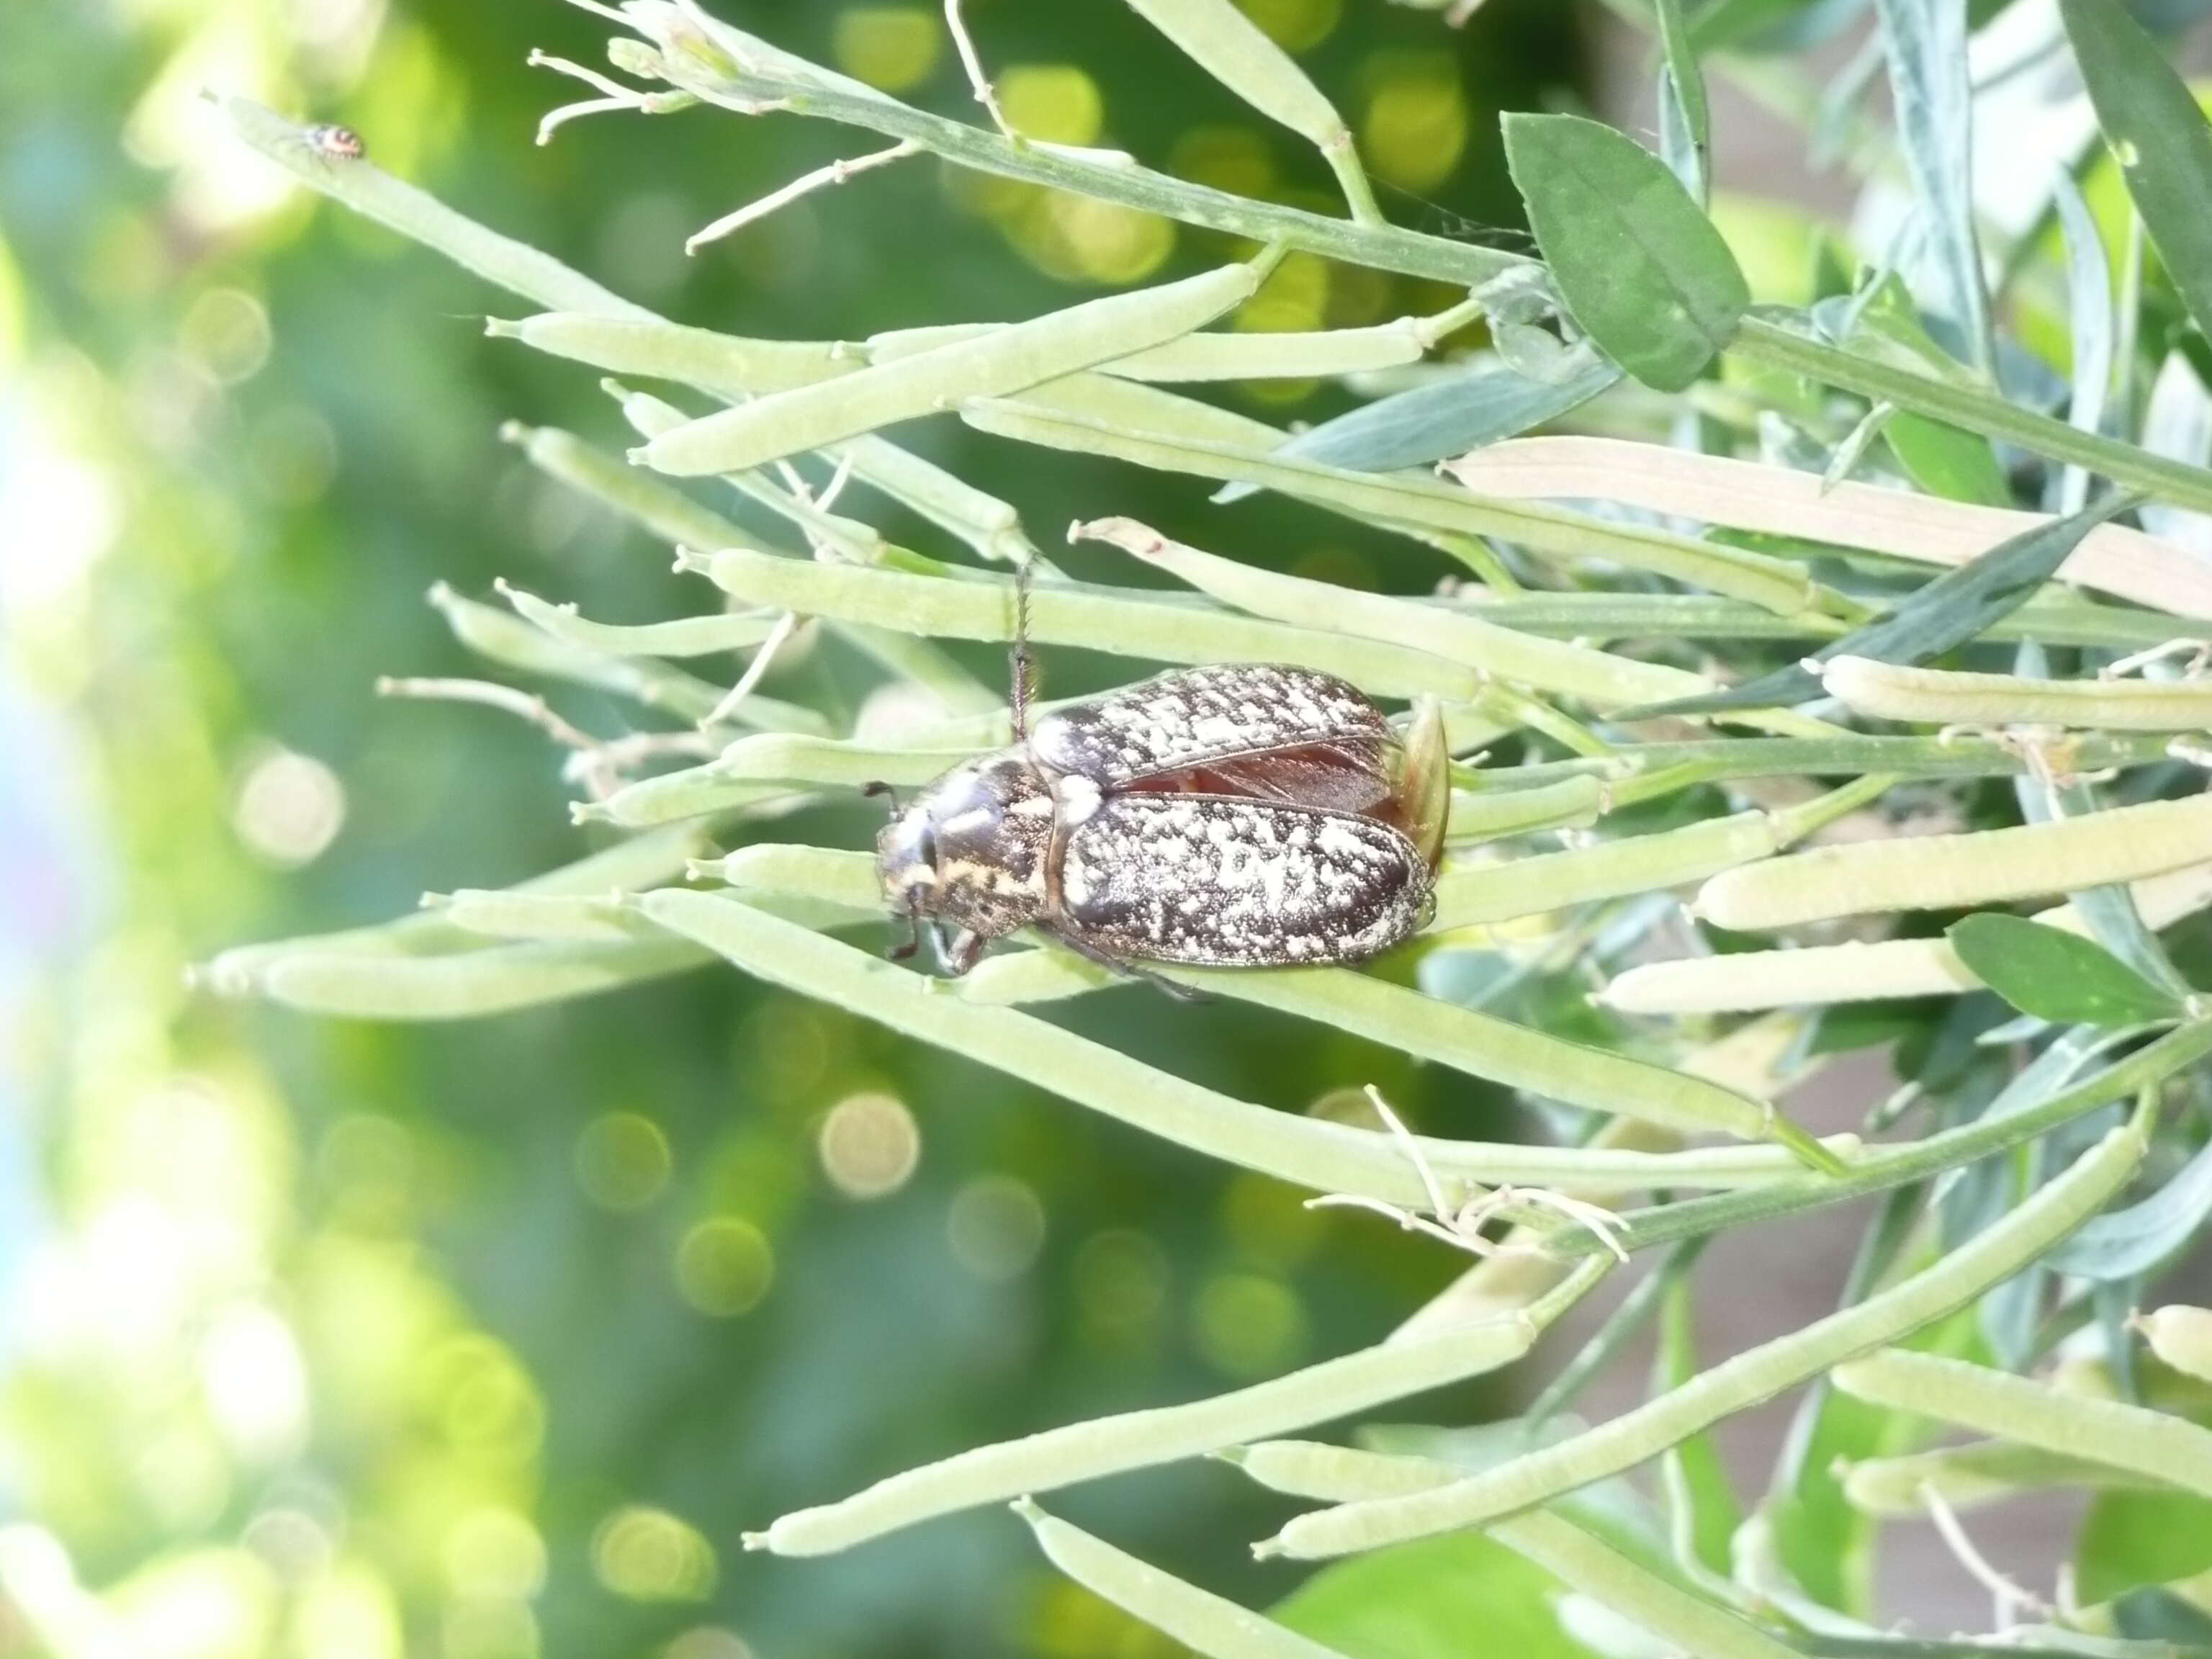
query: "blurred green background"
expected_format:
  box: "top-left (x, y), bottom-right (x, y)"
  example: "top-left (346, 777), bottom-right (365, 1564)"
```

top-left (0, 1), bottom-right (1586, 1654)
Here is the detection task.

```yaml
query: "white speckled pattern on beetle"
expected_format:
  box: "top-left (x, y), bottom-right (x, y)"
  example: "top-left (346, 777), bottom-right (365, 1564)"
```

top-left (1059, 796), bottom-right (1430, 965)
top-left (874, 662), bottom-right (1441, 974)
top-left (1031, 664), bottom-right (1389, 786)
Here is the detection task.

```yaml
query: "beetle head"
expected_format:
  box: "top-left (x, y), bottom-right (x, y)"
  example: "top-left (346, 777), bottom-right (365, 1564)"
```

top-left (874, 753), bottom-right (1055, 944)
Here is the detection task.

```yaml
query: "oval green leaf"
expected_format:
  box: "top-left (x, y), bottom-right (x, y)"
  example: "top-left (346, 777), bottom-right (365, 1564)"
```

top-left (2062, 0), bottom-right (2212, 346)
top-left (1946, 913), bottom-right (2187, 1029)
top-left (1501, 111), bottom-right (1750, 392)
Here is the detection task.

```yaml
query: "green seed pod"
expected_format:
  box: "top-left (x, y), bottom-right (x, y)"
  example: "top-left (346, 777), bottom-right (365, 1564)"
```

top-left (1257, 1118), bottom-right (2147, 1559)
top-left (1231, 1442), bottom-right (1801, 1659)
top-left (1838, 1439), bottom-right (2154, 1517)
top-left (1604, 862), bottom-right (2212, 1015)
top-left (1822, 655), bottom-right (2212, 729)
top-left (489, 313), bottom-right (856, 397)
top-left (1830, 1348), bottom-right (2212, 1500)
top-left (1695, 793), bottom-right (2212, 931)
top-left (259, 935), bottom-right (710, 1021)
top-left (1015, 1502), bottom-right (1352, 1659)
top-left (1121, 0), bottom-right (1380, 222)
top-left (747, 1307), bottom-right (1540, 1556)
top-left (2139, 1305), bottom-right (2212, 1385)
top-left (637, 261), bottom-right (1260, 477)
top-left (500, 583), bottom-right (781, 659)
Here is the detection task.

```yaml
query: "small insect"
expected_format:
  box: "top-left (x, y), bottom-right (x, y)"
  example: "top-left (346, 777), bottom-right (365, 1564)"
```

top-left (305, 124), bottom-right (365, 161)
top-left (872, 567), bottom-right (1449, 979)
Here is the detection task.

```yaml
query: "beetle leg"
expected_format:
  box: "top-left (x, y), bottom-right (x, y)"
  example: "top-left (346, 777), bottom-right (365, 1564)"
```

top-left (886, 908), bottom-right (922, 963)
top-left (937, 927), bottom-right (988, 977)
top-left (1040, 924), bottom-right (1210, 1003)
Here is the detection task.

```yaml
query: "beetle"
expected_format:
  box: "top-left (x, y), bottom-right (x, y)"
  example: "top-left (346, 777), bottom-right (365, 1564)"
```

top-left (872, 568), bottom-right (1449, 979)
top-left (305, 123), bottom-right (366, 161)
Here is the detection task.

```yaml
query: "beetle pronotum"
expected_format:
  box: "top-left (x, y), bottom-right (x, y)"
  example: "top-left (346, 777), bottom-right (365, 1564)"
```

top-left (1256, 1115), bottom-right (2148, 1560)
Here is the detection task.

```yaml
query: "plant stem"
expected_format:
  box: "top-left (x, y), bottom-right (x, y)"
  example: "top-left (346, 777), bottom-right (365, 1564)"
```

top-left (1732, 315), bottom-right (2212, 514)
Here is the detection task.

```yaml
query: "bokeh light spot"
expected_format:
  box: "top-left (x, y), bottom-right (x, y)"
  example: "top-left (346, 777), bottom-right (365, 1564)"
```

top-left (199, 1301), bottom-right (311, 1464)
top-left (666, 1629), bottom-right (755, 1659)
top-left (591, 1506), bottom-right (718, 1602)
top-left (1050, 197), bottom-right (1175, 285)
top-left (1192, 1271), bottom-right (1308, 1377)
top-left (947, 1175), bottom-right (1046, 1281)
top-left (832, 8), bottom-right (943, 91)
top-left (1237, 0), bottom-right (1342, 51)
top-left (1167, 126), bottom-right (1277, 200)
top-left (573, 1112), bottom-right (672, 1211)
top-left (233, 746), bottom-right (346, 868)
top-left (817, 1092), bottom-right (920, 1199)
top-left (179, 287), bottom-right (271, 384)
top-left (443, 1507), bottom-right (547, 1601)
top-left (423, 1336), bottom-right (545, 1463)
top-left (1071, 1229), bottom-right (1169, 1352)
top-left (1360, 53), bottom-right (1467, 192)
top-left (999, 65), bottom-right (1104, 148)
top-left (675, 1218), bottom-right (774, 1317)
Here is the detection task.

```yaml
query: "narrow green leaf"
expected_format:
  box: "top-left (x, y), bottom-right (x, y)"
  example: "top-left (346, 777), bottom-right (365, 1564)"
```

top-left (1501, 112), bottom-right (1750, 392)
top-left (1873, 0), bottom-right (1993, 369)
top-left (1946, 914), bottom-right (2186, 1028)
top-left (1653, 0), bottom-right (1711, 199)
top-left (1625, 492), bottom-right (2139, 717)
top-left (1213, 354), bottom-right (1620, 503)
top-left (2048, 1137), bottom-right (2212, 1280)
top-left (2062, 0), bottom-right (2212, 345)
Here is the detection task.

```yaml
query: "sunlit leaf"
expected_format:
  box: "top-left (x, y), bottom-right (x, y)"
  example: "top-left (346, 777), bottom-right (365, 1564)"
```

top-left (1873, 0), bottom-right (1992, 369)
top-left (1502, 112), bottom-right (1750, 392)
top-left (1947, 915), bottom-right (2188, 1030)
top-left (2062, 0), bottom-right (2212, 344)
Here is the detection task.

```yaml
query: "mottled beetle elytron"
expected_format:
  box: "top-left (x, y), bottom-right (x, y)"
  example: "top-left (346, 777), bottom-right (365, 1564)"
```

top-left (873, 567), bottom-right (1449, 979)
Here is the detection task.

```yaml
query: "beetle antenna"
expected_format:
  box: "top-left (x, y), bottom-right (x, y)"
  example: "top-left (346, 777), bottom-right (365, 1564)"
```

top-left (1009, 552), bottom-right (1036, 742)
top-left (862, 779), bottom-right (903, 811)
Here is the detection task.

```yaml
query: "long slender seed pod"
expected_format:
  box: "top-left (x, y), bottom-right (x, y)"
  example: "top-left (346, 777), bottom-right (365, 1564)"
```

top-left (740, 1262), bottom-right (1600, 1556)
top-left (642, 886), bottom-right (1830, 1194)
top-left (257, 935), bottom-right (713, 1020)
top-left (962, 397), bottom-right (1820, 616)
top-left (1231, 1442), bottom-right (1800, 1659)
top-left (1838, 1439), bottom-right (2157, 1517)
top-left (637, 262), bottom-right (1260, 475)
top-left (1120, 0), bottom-right (1380, 222)
top-left (1821, 656), bottom-right (2212, 729)
top-left (1694, 793), bottom-right (2212, 930)
top-left (1073, 516), bottom-right (1714, 708)
top-left (1256, 1118), bottom-right (2147, 1559)
top-left (1829, 1349), bottom-right (2212, 1498)
top-left (1447, 435), bottom-right (2212, 620)
top-left (687, 548), bottom-right (1484, 701)
top-left (1604, 861), bottom-right (2212, 1014)
top-left (1014, 1502), bottom-right (1355, 1659)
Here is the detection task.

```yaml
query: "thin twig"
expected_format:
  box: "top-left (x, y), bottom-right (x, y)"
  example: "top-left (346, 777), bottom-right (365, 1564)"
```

top-left (703, 610), bottom-right (800, 728)
top-left (687, 138), bottom-right (922, 253)
top-left (945, 0), bottom-right (1015, 137)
